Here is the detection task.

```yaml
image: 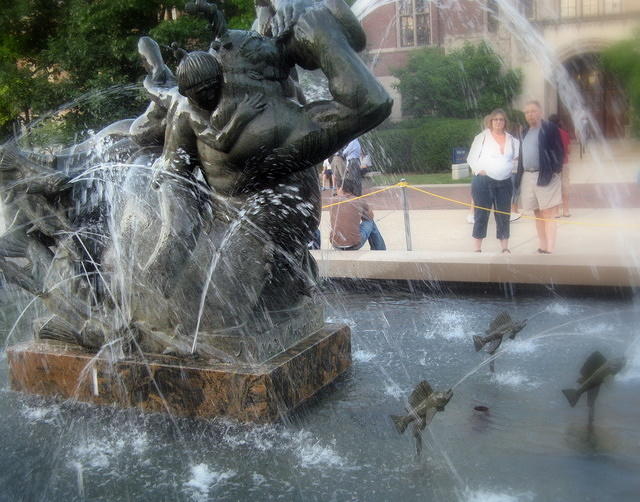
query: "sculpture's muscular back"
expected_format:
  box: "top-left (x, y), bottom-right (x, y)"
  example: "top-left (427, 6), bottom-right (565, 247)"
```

top-left (197, 30), bottom-right (317, 194)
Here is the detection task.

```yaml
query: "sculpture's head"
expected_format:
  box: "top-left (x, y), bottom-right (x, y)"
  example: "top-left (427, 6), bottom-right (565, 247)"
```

top-left (177, 51), bottom-right (223, 111)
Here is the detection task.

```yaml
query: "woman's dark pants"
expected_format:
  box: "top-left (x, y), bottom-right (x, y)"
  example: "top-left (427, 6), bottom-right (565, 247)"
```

top-left (471, 175), bottom-right (513, 240)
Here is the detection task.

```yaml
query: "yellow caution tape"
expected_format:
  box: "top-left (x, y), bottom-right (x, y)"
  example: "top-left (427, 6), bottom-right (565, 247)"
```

top-left (321, 181), bottom-right (640, 229)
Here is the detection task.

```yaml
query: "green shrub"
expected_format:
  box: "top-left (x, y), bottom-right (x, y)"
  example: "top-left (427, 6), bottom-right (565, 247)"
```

top-left (411, 118), bottom-right (479, 172)
top-left (362, 128), bottom-right (414, 174)
top-left (364, 117), bottom-right (481, 174)
top-left (603, 33), bottom-right (640, 136)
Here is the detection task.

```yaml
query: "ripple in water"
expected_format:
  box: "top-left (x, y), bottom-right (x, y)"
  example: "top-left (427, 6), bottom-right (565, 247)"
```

top-left (296, 441), bottom-right (346, 469)
top-left (184, 464), bottom-right (235, 502)
top-left (582, 322), bottom-right (614, 335)
top-left (491, 371), bottom-right (540, 389)
top-left (463, 488), bottom-right (535, 502)
top-left (326, 316), bottom-right (356, 328)
top-left (20, 403), bottom-right (61, 424)
top-left (545, 303), bottom-right (571, 316)
top-left (505, 338), bottom-right (538, 354)
top-left (432, 310), bottom-right (468, 340)
top-left (384, 382), bottom-right (403, 398)
top-left (68, 426), bottom-right (150, 471)
top-left (221, 427), bottom-right (349, 469)
top-left (72, 438), bottom-right (127, 470)
top-left (353, 349), bottom-right (376, 362)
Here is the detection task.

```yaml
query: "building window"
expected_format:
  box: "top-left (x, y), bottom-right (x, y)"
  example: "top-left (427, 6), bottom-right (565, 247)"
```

top-left (604, 0), bottom-right (622, 13)
top-left (400, 15), bottom-right (415, 47)
top-left (416, 14), bottom-right (429, 44)
top-left (520, 0), bottom-right (534, 18)
top-left (398, 0), bottom-right (431, 47)
top-left (582, 0), bottom-right (599, 16)
top-left (560, 0), bottom-right (577, 17)
top-left (487, 0), bottom-right (499, 33)
top-left (562, 0), bottom-right (622, 17)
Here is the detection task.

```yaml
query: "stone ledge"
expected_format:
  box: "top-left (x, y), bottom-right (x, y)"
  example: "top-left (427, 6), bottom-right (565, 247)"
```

top-left (312, 250), bottom-right (640, 287)
top-left (6, 324), bottom-right (351, 423)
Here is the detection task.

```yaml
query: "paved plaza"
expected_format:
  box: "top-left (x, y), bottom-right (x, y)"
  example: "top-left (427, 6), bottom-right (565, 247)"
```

top-left (318, 139), bottom-right (640, 255)
top-left (314, 140), bottom-right (640, 286)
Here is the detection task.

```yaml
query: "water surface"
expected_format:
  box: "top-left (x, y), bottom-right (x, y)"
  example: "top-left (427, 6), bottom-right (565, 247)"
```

top-left (1, 288), bottom-right (638, 501)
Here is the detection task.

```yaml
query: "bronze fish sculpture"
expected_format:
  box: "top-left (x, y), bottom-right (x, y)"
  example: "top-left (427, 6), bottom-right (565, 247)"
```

top-left (390, 380), bottom-right (453, 457)
top-left (562, 351), bottom-right (626, 410)
top-left (473, 312), bottom-right (527, 371)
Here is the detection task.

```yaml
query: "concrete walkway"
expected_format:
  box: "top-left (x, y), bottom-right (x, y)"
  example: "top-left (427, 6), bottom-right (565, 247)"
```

top-left (314, 140), bottom-right (640, 287)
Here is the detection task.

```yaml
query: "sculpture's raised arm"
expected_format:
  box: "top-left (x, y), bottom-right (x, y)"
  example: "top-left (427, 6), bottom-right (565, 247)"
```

top-left (130, 37), bottom-right (177, 146)
top-left (138, 36), bottom-right (176, 87)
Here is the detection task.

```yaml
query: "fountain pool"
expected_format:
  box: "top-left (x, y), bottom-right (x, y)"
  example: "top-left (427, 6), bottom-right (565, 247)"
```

top-left (2, 286), bottom-right (638, 501)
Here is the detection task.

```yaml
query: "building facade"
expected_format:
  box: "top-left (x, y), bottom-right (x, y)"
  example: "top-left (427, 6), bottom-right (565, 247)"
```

top-left (359, 0), bottom-right (640, 137)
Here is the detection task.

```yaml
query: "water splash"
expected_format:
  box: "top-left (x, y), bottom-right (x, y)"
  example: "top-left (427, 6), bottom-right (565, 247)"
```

top-left (184, 464), bottom-right (235, 502)
top-left (491, 370), bottom-right (540, 389)
top-left (353, 349), bottom-right (376, 362)
top-left (462, 489), bottom-right (535, 502)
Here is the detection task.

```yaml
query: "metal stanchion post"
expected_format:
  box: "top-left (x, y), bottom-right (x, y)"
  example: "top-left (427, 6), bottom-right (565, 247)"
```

top-left (400, 179), bottom-right (412, 251)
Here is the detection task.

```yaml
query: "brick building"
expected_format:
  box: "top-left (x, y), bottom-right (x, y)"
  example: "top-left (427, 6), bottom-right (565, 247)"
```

top-left (356, 0), bottom-right (640, 137)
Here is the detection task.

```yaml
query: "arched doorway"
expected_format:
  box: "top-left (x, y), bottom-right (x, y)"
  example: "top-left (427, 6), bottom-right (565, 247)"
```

top-left (558, 53), bottom-right (628, 139)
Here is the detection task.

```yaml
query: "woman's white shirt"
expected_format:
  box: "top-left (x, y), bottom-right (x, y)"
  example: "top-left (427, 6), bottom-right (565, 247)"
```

top-left (467, 129), bottom-right (520, 180)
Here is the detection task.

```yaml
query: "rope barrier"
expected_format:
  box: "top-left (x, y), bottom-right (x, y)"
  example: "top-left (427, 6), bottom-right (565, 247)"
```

top-left (319, 182), bottom-right (401, 209)
top-left (321, 181), bottom-right (640, 229)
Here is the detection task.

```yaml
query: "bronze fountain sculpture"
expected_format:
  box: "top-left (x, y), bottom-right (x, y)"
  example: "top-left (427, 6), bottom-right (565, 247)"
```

top-left (1, 0), bottom-right (392, 421)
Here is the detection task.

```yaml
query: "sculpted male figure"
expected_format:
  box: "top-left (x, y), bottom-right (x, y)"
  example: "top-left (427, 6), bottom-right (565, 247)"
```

top-left (131, 0), bottom-right (391, 342)
top-left (0, 0), bottom-right (391, 360)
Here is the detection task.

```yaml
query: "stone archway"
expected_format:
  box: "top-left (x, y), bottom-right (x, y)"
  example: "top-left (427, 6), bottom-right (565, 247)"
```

top-left (558, 52), bottom-right (628, 139)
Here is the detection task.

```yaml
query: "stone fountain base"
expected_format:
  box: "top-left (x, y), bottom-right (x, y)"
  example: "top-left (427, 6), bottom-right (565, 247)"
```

top-left (6, 324), bottom-right (351, 423)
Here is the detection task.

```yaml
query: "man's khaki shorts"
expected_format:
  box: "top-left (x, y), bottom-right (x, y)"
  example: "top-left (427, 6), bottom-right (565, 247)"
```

top-left (519, 171), bottom-right (561, 211)
top-left (561, 165), bottom-right (570, 188)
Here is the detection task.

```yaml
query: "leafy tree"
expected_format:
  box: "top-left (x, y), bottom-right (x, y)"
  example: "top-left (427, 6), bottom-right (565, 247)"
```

top-left (603, 32), bottom-right (640, 135)
top-left (0, 0), bottom-right (256, 140)
top-left (0, 0), bottom-right (67, 132)
top-left (392, 42), bottom-right (522, 119)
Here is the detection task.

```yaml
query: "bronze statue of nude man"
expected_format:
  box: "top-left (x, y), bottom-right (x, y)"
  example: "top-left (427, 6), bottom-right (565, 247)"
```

top-left (117, 0), bottom-right (392, 356)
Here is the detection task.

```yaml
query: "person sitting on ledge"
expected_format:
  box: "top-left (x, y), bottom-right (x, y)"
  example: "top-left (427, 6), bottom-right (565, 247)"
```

top-left (329, 178), bottom-right (386, 250)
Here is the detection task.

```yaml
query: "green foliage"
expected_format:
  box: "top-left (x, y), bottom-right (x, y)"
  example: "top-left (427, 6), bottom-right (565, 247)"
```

top-left (392, 42), bottom-right (522, 119)
top-left (365, 117), bottom-right (480, 174)
top-left (603, 33), bottom-right (640, 135)
top-left (222, 0), bottom-right (256, 29)
top-left (0, 0), bottom-right (256, 139)
top-left (363, 128), bottom-right (414, 174)
top-left (150, 16), bottom-right (211, 52)
top-left (0, 0), bottom-right (67, 129)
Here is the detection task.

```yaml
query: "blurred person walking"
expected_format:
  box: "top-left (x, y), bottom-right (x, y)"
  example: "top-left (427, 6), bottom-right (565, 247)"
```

top-left (330, 150), bottom-right (346, 191)
top-left (342, 138), bottom-right (362, 195)
top-left (548, 114), bottom-right (571, 217)
top-left (321, 157), bottom-right (334, 191)
top-left (360, 151), bottom-right (372, 177)
top-left (515, 101), bottom-right (564, 254)
top-left (467, 109), bottom-right (520, 253)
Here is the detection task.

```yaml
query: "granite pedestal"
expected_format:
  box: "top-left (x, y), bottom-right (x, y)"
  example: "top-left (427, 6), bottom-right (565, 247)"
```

top-left (6, 324), bottom-right (351, 423)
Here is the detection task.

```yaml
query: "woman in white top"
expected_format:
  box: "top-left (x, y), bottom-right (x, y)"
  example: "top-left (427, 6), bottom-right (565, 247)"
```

top-left (467, 109), bottom-right (520, 253)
